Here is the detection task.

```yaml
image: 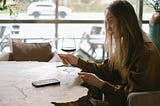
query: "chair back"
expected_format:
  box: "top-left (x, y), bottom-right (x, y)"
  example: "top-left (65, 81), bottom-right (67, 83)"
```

top-left (0, 26), bottom-right (6, 38)
top-left (127, 91), bottom-right (160, 106)
top-left (90, 26), bottom-right (102, 35)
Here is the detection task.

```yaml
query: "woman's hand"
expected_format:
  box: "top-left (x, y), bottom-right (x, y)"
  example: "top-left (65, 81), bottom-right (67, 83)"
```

top-left (58, 54), bottom-right (78, 65)
top-left (78, 72), bottom-right (105, 89)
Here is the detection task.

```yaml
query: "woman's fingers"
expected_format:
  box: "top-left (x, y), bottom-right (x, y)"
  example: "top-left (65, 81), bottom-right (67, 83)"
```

top-left (78, 72), bottom-right (91, 81)
top-left (58, 54), bottom-right (78, 65)
top-left (78, 72), bottom-right (87, 75)
top-left (78, 72), bottom-right (105, 88)
top-left (78, 72), bottom-right (89, 77)
top-left (58, 54), bottom-right (69, 64)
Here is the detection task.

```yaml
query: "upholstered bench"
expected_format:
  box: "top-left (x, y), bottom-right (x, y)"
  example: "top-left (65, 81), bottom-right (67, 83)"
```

top-left (0, 42), bottom-right (61, 62)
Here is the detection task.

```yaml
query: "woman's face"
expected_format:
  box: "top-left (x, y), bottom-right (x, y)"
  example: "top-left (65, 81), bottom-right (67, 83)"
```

top-left (105, 10), bottom-right (118, 39)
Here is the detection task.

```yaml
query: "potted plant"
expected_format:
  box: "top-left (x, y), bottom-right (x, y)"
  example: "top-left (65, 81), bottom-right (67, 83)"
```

top-left (0, 0), bottom-right (14, 15)
top-left (0, 0), bottom-right (25, 18)
top-left (144, 0), bottom-right (160, 53)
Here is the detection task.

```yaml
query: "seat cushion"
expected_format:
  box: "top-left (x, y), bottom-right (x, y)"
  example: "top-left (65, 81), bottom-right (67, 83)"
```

top-left (127, 91), bottom-right (160, 106)
top-left (12, 42), bottom-right (53, 62)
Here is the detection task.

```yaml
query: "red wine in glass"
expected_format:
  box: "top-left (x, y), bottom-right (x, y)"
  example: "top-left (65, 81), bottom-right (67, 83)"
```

top-left (61, 47), bottom-right (76, 53)
top-left (61, 36), bottom-right (76, 84)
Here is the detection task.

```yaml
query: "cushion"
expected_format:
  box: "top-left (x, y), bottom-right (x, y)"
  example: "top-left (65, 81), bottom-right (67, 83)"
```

top-left (127, 91), bottom-right (160, 106)
top-left (12, 42), bottom-right (53, 62)
top-left (0, 53), bottom-right (10, 61)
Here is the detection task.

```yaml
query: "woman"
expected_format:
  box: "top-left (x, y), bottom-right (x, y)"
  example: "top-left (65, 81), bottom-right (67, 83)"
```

top-left (55, 0), bottom-right (160, 106)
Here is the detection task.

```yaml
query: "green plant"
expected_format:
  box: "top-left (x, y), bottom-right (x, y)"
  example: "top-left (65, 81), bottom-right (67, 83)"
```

top-left (0, 0), bottom-right (14, 15)
top-left (144, 0), bottom-right (160, 11)
top-left (0, 0), bottom-right (7, 10)
top-left (0, 0), bottom-right (28, 16)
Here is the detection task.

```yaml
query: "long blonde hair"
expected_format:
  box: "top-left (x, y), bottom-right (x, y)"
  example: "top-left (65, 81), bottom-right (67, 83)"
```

top-left (104, 0), bottom-right (144, 69)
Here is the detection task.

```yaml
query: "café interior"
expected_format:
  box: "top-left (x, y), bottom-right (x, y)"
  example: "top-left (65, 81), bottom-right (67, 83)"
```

top-left (0, 0), bottom-right (160, 106)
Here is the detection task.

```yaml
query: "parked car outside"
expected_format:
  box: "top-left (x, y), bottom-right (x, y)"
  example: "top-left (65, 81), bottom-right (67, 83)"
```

top-left (27, 2), bottom-right (72, 18)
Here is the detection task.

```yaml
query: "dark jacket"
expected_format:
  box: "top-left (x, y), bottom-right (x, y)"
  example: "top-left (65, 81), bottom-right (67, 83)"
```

top-left (77, 42), bottom-right (160, 106)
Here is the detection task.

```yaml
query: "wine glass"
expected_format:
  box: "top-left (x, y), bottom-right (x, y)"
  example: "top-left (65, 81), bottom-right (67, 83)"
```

top-left (61, 36), bottom-right (76, 82)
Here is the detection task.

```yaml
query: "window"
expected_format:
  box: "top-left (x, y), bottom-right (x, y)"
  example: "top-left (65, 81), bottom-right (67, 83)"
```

top-left (142, 0), bottom-right (156, 34)
top-left (0, 0), bottom-right (141, 60)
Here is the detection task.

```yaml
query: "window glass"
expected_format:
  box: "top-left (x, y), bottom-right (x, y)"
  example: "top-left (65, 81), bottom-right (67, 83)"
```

top-left (0, 0), bottom-right (138, 59)
top-left (143, 1), bottom-right (156, 21)
top-left (0, 0), bottom-right (136, 20)
top-left (142, 1), bottom-right (157, 34)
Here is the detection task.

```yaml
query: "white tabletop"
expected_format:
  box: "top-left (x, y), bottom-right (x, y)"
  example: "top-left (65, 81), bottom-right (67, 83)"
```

top-left (0, 61), bottom-right (88, 106)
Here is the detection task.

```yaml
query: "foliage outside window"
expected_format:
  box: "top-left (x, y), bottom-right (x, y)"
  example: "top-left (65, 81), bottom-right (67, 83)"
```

top-left (0, 0), bottom-right (136, 15)
top-left (144, 0), bottom-right (160, 11)
top-left (0, 0), bottom-right (30, 16)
